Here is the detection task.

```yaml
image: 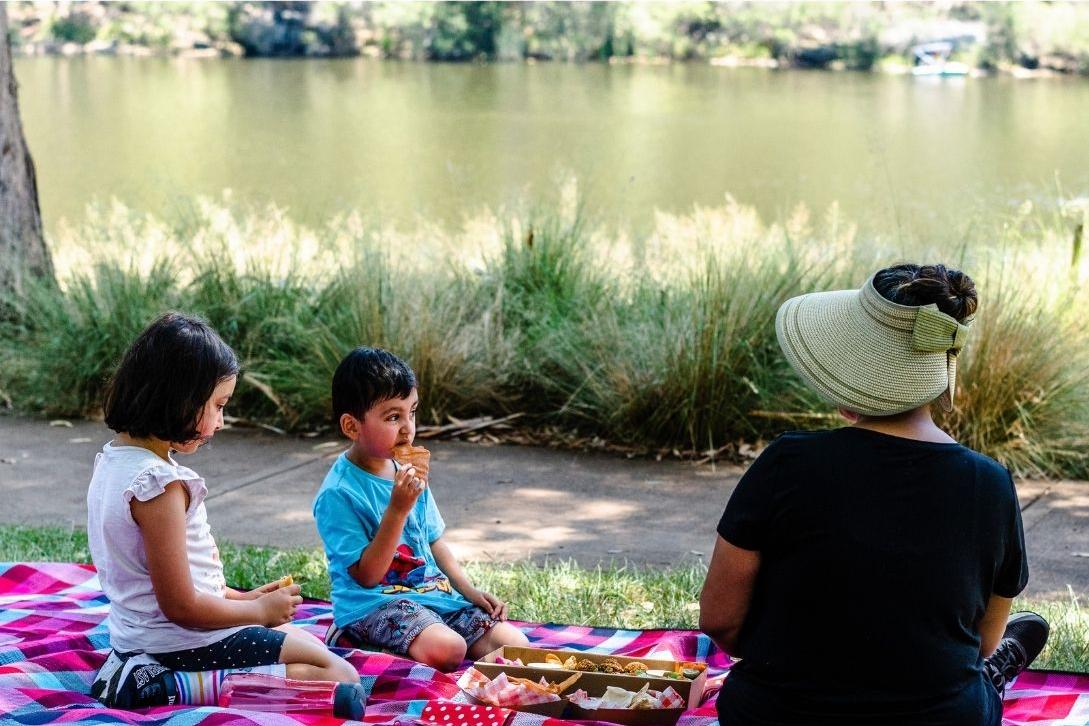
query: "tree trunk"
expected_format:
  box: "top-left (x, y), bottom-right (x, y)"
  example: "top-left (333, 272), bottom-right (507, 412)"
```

top-left (0, 4), bottom-right (53, 299)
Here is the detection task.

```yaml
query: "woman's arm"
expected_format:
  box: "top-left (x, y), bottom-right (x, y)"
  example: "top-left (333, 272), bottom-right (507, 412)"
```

top-left (131, 482), bottom-right (300, 629)
top-left (979, 594), bottom-right (1014, 657)
top-left (698, 535), bottom-right (761, 655)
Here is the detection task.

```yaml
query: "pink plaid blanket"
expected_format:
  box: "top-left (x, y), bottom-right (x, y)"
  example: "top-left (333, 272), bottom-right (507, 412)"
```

top-left (0, 563), bottom-right (1084, 725)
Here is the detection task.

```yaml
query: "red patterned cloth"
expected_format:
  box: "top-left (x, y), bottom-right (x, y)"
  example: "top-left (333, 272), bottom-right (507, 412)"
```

top-left (420, 699), bottom-right (512, 726)
top-left (0, 563), bottom-right (1087, 726)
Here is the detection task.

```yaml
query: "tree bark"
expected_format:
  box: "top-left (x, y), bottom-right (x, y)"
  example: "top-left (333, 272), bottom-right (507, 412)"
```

top-left (0, 4), bottom-right (53, 299)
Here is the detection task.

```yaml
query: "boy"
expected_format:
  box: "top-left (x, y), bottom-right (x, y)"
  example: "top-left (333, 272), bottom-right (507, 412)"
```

top-left (314, 347), bottom-right (529, 671)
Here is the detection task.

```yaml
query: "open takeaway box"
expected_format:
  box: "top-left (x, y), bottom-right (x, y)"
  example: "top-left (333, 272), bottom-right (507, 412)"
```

top-left (468, 646), bottom-right (707, 725)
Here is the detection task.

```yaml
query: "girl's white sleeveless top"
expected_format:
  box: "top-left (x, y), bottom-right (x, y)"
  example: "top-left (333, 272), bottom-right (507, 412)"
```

top-left (86, 442), bottom-right (244, 653)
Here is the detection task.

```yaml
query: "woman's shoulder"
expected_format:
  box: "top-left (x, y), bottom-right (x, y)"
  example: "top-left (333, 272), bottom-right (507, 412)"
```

top-left (759, 429), bottom-right (840, 458)
top-left (770, 428), bottom-right (1013, 491)
top-left (946, 445), bottom-right (1016, 491)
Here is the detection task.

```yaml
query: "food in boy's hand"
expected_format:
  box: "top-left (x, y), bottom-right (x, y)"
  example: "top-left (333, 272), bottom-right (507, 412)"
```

top-left (391, 444), bottom-right (431, 482)
top-left (599, 658), bottom-right (625, 674)
top-left (574, 658), bottom-right (598, 672)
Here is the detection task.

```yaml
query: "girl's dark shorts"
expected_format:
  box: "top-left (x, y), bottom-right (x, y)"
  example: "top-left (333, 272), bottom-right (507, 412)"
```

top-left (151, 626), bottom-right (287, 671)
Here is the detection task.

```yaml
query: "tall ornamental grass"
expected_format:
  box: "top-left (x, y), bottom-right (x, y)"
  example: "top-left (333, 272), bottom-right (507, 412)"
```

top-left (2, 195), bottom-right (1086, 478)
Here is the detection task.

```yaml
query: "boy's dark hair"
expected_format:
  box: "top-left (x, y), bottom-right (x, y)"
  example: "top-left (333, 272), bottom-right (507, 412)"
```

top-left (873, 263), bottom-right (978, 322)
top-left (332, 347), bottom-right (417, 423)
top-left (104, 312), bottom-right (239, 443)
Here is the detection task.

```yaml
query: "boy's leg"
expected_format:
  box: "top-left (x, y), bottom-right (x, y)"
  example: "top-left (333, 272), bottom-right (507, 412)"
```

top-left (467, 621), bottom-right (529, 660)
top-left (407, 623), bottom-right (468, 672)
top-left (442, 605), bottom-right (529, 661)
top-left (339, 598), bottom-right (466, 672)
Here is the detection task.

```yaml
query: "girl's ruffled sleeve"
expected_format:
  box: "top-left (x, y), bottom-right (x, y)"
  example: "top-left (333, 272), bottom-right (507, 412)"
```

top-left (123, 463), bottom-right (208, 515)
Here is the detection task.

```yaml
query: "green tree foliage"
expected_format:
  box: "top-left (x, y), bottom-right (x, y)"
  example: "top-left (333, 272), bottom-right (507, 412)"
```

top-left (11, 1), bottom-right (1089, 73)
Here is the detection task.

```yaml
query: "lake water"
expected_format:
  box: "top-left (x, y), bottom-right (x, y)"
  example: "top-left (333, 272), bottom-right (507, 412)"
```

top-left (16, 57), bottom-right (1089, 241)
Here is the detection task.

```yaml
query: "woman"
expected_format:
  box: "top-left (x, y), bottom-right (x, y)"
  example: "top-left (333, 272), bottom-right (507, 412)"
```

top-left (700, 264), bottom-right (1048, 726)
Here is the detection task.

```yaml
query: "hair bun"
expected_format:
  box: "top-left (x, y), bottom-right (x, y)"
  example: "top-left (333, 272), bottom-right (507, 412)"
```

top-left (873, 264), bottom-right (978, 321)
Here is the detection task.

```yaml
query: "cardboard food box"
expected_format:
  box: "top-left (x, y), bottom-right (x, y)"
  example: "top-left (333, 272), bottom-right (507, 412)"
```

top-left (472, 646), bottom-right (706, 724)
top-left (567, 703), bottom-right (684, 726)
top-left (463, 694), bottom-right (568, 718)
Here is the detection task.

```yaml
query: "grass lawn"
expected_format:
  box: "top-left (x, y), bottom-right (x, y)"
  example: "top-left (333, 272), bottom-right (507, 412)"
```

top-left (3, 524), bottom-right (1087, 671)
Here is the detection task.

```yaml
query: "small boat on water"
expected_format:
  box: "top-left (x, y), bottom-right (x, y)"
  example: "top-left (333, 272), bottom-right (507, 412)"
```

top-left (911, 42), bottom-right (970, 77)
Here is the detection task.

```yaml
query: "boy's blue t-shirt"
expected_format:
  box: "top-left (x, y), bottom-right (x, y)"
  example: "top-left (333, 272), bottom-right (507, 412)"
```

top-left (313, 452), bottom-right (471, 628)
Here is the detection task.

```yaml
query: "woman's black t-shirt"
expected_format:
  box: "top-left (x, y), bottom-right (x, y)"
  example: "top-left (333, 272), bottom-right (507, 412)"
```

top-left (715, 427), bottom-right (1028, 726)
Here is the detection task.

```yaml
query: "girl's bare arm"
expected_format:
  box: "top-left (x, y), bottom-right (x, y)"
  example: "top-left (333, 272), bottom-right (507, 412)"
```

top-left (131, 482), bottom-right (300, 629)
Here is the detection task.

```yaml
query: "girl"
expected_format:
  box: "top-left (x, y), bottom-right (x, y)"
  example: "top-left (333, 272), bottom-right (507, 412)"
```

top-left (87, 312), bottom-right (360, 711)
top-left (700, 264), bottom-right (1049, 726)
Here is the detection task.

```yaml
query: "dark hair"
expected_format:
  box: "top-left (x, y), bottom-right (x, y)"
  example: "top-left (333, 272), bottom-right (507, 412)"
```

top-left (104, 312), bottom-right (239, 442)
top-left (332, 347), bottom-right (417, 424)
top-left (872, 264), bottom-right (978, 322)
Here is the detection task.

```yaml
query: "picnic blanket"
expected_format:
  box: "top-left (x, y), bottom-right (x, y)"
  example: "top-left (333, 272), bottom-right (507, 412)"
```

top-left (1, 563), bottom-right (1086, 726)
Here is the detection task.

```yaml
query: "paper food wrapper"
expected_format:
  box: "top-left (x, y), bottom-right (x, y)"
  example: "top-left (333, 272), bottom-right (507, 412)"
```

top-left (568, 684), bottom-right (685, 711)
top-left (457, 667), bottom-right (561, 707)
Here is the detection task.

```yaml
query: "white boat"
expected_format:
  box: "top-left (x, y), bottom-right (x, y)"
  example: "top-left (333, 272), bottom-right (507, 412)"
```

top-left (911, 42), bottom-right (970, 77)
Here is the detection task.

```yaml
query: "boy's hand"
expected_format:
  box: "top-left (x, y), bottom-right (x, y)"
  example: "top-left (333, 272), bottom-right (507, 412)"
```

top-left (389, 464), bottom-right (425, 515)
top-left (468, 588), bottom-right (509, 621)
top-left (256, 583), bottom-right (302, 626)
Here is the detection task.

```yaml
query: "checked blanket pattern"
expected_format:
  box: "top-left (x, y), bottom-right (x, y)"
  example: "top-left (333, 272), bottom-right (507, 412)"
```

top-left (0, 563), bottom-right (1086, 725)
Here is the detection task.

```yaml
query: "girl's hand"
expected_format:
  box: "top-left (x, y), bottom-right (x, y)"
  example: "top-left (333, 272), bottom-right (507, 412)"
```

top-left (242, 578), bottom-right (290, 600)
top-left (389, 464), bottom-right (425, 515)
top-left (256, 584), bottom-right (302, 626)
top-left (467, 588), bottom-right (508, 621)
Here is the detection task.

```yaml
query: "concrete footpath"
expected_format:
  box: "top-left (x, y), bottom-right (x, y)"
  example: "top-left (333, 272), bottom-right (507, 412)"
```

top-left (1, 415), bottom-right (1085, 600)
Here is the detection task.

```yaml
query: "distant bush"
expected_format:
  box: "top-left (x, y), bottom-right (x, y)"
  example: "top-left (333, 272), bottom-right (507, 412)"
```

top-left (3, 195), bottom-right (1086, 478)
top-left (46, 13), bottom-right (96, 45)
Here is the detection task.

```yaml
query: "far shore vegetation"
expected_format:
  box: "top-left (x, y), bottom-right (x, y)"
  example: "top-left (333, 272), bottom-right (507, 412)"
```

top-left (8, 2), bottom-right (1089, 78)
top-left (1, 193), bottom-right (1086, 479)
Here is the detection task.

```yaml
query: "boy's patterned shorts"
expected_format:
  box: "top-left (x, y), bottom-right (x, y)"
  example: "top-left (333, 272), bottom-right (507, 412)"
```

top-left (327, 599), bottom-right (497, 655)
